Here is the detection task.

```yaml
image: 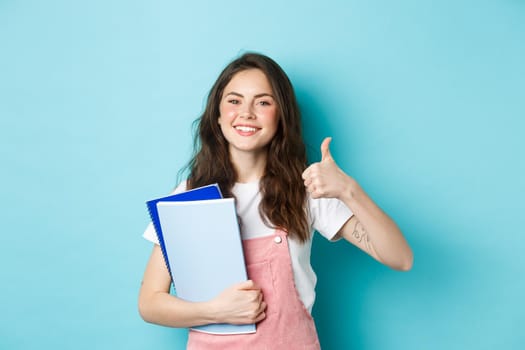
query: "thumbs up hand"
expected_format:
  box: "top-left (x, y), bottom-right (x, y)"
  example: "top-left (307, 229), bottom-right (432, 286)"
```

top-left (302, 137), bottom-right (352, 199)
top-left (320, 136), bottom-right (334, 163)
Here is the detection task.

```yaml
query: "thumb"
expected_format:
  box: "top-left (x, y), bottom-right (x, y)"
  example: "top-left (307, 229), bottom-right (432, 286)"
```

top-left (321, 137), bottom-right (333, 162)
top-left (238, 280), bottom-right (260, 290)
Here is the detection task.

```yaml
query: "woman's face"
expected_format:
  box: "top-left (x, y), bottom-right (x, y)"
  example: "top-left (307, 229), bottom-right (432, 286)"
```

top-left (218, 68), bottom-right (279, 157)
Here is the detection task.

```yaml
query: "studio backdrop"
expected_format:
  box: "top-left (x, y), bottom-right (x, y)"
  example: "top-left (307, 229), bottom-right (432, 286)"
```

top-left (1, 1), bottom-right (523, 349)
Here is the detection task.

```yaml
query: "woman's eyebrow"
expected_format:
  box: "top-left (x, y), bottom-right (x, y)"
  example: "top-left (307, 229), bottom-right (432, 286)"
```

top-left (225, 91), bottom-right (243, 98)
top-left (254, 93), bottom-right (274, 99)
top-left (224, 91), bottom-right (274, 99)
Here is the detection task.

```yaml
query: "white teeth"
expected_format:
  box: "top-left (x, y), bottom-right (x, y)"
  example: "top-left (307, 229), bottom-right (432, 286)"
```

top-left (235, 126), bottom-right (257, 132)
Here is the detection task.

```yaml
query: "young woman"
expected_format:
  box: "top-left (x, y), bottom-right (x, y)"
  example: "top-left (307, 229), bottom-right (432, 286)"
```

top-left (138, 52), bottom-right (413, 349)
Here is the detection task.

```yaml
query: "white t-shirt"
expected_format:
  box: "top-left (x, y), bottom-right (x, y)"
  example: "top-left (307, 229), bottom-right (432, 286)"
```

top-left (142, 181), bottom-right (353, 313)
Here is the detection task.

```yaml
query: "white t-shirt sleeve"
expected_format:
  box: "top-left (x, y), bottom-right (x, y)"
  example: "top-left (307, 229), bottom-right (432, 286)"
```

top-left (308, 196), bottom-right (354, 241)
top-left (142, 182), bottom-right (188, 244)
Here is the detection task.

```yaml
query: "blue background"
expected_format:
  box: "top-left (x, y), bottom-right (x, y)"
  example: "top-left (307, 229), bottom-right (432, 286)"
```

top-left (1, 1), bottom-right (524, 349)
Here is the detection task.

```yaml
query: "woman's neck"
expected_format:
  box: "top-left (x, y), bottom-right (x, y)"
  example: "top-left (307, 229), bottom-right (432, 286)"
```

top-left (230, 149), bottom-right (267, 183)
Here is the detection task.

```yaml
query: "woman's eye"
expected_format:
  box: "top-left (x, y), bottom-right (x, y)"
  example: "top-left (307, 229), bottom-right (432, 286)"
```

top-left (258, 100), bottom-right (271, 106)
top-left (228, 99), bottom-right (240, 105)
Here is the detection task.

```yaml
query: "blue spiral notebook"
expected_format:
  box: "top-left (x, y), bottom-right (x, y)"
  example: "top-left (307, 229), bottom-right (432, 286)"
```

top-left (146, 184), bottom-right (255, 335)
top-left (146, 184), bottom-right (223, 279)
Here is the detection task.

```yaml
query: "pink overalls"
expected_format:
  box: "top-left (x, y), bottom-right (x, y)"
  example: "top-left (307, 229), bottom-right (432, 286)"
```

top-left (187, 229), bottom-right (321, 350)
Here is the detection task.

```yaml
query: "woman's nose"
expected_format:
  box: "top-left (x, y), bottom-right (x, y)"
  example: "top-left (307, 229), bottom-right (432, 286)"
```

top-left (239, 104), bottom-right (255, 119)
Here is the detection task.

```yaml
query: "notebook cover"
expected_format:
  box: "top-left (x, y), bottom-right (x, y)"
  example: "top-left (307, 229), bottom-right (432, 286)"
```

top-left (156, 199), bottom-right (255, 335)
top-left (146, 184), bottom-right (223, 279)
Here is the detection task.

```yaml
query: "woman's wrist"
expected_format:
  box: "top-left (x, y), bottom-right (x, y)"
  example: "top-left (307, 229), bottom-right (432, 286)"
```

top-left (201, 300), bottom-right (221, 324)
top-left (339, 176), bottom-right (359, 205)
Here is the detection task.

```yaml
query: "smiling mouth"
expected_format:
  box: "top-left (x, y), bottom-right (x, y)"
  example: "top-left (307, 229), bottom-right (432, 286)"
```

top-left (234, 126), bottom-right (259, 132)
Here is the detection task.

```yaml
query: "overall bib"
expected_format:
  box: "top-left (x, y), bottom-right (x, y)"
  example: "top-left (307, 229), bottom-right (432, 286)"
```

top-left (187, 229), bottom-right (321, 350)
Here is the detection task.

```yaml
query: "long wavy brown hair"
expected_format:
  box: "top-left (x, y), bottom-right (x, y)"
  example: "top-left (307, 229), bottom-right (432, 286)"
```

top-left (185, 53), bottom-right (309, 243)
